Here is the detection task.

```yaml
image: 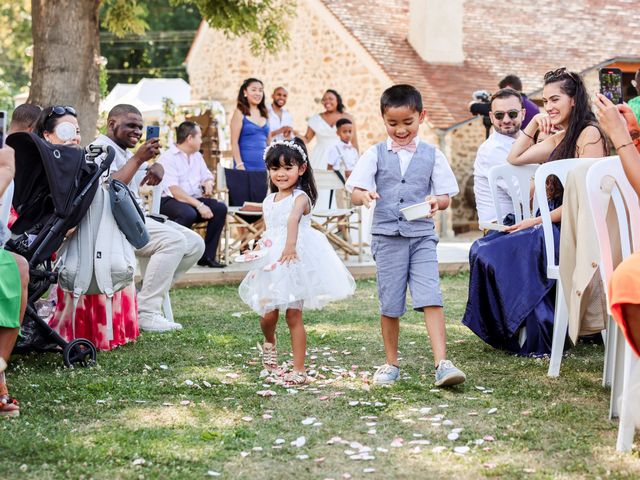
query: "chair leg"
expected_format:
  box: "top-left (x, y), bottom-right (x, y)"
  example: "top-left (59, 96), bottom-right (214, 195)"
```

top-left (616, 348), bottom-right (638, 451)
top-left (162, 293), bottom-right (174, 323)
top-left (602, 316), bottom-right (615, 388)
top-left (610, 325), bottom-right (626, 419)
top-left (548, 281), bottom-right (568, 377)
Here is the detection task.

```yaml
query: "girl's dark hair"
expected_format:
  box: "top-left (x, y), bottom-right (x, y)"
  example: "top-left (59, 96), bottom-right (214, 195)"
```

top-left (35, 105), bottom-right (77, 138)
top-left (264, 137), bottom-right (318, 206)
top-left (543, 68), bottom-right (607, 200)
top-left (325, 89), bottom-right (345, 113)
top-left (237, 78), bottom-right (268, 118)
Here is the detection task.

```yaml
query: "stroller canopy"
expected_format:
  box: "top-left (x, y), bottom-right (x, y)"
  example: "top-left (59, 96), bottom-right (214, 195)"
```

top-left (7, 132), bottom-right (100, 235)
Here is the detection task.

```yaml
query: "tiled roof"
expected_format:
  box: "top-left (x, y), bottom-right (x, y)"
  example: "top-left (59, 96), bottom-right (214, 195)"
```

top-left (320, 0), bottom-right (640, 129)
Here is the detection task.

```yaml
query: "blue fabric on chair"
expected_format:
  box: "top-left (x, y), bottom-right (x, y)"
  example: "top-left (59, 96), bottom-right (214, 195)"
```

top-left (462, 200), bottom-right (565, 356)
top-left (224, 168), bottom-right (268, 207)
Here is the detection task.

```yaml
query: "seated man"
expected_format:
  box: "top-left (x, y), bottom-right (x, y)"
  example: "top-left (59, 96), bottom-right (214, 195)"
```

top-left (473, 88), bottom-right (526, 226)
top-left (159, 121), bottom-right (228, 268)
top-left (94, 105), bottom-right (205, 332)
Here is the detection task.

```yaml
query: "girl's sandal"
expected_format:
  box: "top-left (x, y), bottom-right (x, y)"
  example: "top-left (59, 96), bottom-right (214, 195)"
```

top-left (259, 342), bottom-right (278, 372)
top-left (284, 370), bottom-right (308, 386)
top-left (0, 395), bottom-right (19, 417)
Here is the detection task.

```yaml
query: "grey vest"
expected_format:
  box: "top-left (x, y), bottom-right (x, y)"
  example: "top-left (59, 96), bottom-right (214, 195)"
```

top-left (372, 141), bottom-right (436, 237)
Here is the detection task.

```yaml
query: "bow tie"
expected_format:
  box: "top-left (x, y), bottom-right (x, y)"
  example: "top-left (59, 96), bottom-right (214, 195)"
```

top-left (390, 141), bottom-right (417, 153)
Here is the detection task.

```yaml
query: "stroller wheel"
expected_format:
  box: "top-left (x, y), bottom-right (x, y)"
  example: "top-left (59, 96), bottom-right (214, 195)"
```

top-left (63, 339), bottom-right (97, 368)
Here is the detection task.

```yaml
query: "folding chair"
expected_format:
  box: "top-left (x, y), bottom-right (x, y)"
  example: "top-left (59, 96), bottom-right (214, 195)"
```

top-left (586, 156), bottom-right (639, 450)
top-left (488, 163), bottom-right (539, 225)
top-left (312, 169), bottom-right (363, 261)
top-left (534, 158), bottom-right (588, 377)
top-left (217, 164), bottom-right (267, 262)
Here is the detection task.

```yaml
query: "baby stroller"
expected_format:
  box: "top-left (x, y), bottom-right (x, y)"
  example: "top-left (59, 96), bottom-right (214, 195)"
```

top-left (5, 132), bottom-right (115, 367)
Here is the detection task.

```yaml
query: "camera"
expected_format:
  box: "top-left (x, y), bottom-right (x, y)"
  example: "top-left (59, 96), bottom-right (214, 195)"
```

top-left (469, 90), bottom-right (492, 138)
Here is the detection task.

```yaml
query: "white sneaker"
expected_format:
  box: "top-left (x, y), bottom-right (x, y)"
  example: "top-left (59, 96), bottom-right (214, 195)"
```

top-left (138, 313), bottom-right (182, 333)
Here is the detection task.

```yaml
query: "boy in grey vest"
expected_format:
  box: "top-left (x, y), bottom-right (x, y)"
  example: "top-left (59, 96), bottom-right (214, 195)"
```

top-left (346, 85), bottom-right (466, 387)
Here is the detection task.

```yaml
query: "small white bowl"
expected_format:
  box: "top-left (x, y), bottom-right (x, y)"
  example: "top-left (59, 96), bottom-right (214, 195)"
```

top-left (400, 201), bottom-right (431, 221)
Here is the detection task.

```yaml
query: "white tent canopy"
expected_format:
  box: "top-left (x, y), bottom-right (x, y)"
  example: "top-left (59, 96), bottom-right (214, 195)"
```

top-left (100, 78), bottom-right (191, 120)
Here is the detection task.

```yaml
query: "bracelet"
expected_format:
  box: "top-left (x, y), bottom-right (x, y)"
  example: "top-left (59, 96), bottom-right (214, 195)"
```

top-left (521, 130), bottom-right (535, 140)
top-left (616, 141), bottom-right (635, 151)
top-left (236, 162), bottom-right (244, 167)
top-left (197, 202), bottom-right (205, 209)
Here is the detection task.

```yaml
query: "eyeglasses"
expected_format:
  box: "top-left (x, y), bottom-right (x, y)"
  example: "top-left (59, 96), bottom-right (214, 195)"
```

top-left (544, 67), bottom-right (576, 82)
top-left (492, 109), bottom-right (521, 120)
top-left (47, 105), bottom-right (77, 118)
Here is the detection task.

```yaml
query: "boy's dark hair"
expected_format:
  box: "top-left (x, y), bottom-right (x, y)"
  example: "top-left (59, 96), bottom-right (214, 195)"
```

top-left (336, 118), bottom-right (352, 129)
top-left (379, 84), bottom-right (423, 115)
top-left (9, 104), bottom-right (42, 132)
top-left (490, 88), bottom-right (524, 109)
top-left (498, 74), bottom-right (523, 92)
top-left (176, 121), bottom-right (199, 144)
top-left (264, 137), bottom-right (318, 206)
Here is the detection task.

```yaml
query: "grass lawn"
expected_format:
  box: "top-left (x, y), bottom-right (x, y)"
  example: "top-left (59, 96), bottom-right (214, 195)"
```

top-left (1, 274), bottom-right (639, 479)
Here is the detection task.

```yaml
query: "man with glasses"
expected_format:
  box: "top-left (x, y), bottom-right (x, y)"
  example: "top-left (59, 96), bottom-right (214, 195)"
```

top-left (472, 88), bottom-right (526, 228)
top-left (498, 74), bottom-right (539, 128)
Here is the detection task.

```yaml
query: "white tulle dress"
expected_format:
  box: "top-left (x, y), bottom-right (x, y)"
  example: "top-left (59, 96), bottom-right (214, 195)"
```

top-left (239, 189), bottom-right (356, 315)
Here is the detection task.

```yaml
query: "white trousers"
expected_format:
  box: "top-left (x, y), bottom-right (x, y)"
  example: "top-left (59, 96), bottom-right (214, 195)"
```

top-left (135, 218), bottom-right (205, 315)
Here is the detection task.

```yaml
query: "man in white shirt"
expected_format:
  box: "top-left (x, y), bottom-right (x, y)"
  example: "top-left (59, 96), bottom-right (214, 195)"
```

top-left (158, 121), bottom-right (227, 268)
top-left (267, 87), bottom-right (294, 141)
top-left (93, 104), bottom-right (205, 332)
top-left (473, 88), bottom-right (527, 226)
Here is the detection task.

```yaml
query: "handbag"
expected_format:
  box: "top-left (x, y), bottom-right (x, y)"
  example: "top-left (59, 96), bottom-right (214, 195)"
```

top-left (108, 179), bottom-right (149, 249)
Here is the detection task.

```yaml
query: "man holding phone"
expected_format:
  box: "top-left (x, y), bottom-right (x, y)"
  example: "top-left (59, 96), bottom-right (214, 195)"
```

top-left (93, 104), bottom-right (205, 332)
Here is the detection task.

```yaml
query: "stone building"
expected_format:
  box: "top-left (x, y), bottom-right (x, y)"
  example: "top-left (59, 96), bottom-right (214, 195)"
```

top-left (186, 0), bottom-right (640, 236)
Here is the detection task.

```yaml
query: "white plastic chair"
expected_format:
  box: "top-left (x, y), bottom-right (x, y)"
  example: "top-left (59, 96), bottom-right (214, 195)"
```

top-left (586, 156), bottom-right (639, 451)
top-left (0, 181), bottom-right (14, 226)
top-left (534, 158), bottom-right (588, 377)
top-left (147, 181), bottom-right (174, 323)
top-left (488, 163), bottom-right (539, 224)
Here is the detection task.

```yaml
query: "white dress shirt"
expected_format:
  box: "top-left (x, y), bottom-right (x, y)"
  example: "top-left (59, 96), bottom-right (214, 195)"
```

top-left (158, 144), bottom-right (213, 198)
top-left (267, 104), bottom-right (294, 141)
top-left (345, 137), bottom-right (459, 197)
top-left (326, 141), bottom-right (359, 172)
top-left (473, 130), bottom-right (517, 223)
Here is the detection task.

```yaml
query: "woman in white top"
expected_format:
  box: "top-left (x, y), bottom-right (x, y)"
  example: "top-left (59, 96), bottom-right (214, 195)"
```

top-left (302, 89), bottom-right (358, 170)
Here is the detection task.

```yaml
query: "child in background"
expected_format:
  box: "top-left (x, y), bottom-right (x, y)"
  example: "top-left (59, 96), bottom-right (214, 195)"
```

top-left (239, 138), bottom-right (356, 385)
top-left (327, 118), bottom-right (359, 180)
top-left (347, 84), bottom-right (466, 387)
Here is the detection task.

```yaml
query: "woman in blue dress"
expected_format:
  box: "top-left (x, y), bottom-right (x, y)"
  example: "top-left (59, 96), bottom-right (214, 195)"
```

top-left (462, 68), bottom-right (608, 356)
top-left (230, 77), bottom-right (272, 171)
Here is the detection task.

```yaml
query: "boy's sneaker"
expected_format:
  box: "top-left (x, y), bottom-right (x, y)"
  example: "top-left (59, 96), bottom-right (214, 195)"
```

top-left (434, 360), bottom-right (466, 387)
top-left (373, 364), bottom-right (400, 385)
top-left (138, 313), bottom-right (182, 332)
top-left (0, 358), bottom-right (6, 373)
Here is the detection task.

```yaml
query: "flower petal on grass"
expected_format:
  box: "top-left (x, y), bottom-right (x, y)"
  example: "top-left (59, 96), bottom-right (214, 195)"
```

top-left (291, 436), bottom-right (306, 448)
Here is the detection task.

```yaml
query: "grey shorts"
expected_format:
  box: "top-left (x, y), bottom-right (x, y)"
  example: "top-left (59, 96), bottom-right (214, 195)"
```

top-left (371, 234), bottom-right (442, 317)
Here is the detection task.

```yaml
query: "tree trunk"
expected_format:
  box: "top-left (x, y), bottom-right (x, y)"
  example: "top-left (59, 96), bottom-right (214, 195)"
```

top-left (28, 0), bottom-right (101, 143)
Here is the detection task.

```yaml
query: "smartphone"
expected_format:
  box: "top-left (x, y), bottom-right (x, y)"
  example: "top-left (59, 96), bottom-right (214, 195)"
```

top-left (599, 68), bottom-right (623, 105)
top-left (0, 110), bottom-right (6, 148)
top-left (146, 125), bottom-right (160, 141)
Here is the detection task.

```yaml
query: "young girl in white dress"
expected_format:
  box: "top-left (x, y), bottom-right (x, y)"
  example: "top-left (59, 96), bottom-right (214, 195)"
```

top-left (239, 138), bottom-right (356, 385)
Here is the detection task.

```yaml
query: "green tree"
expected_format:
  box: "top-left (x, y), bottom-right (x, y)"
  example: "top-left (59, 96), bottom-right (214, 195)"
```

top-left (99, 0), bottom-right (202, 90)
top-left (0, 1), bottom-right (32, 112)
top-left (28, 0), bottom-right (294, 141)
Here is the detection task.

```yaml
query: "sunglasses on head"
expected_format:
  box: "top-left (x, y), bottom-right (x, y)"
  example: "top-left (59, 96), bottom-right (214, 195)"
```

top-left (544, 67), bottom-right (576, 82)
top-left (47, 105), bottom-right (77, 118)
top-left (492, 109), bottom-right (520, 120)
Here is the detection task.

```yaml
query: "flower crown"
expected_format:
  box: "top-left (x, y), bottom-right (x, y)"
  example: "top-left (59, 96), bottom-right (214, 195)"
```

top-left (263, 140), bottom-right (308, 163)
